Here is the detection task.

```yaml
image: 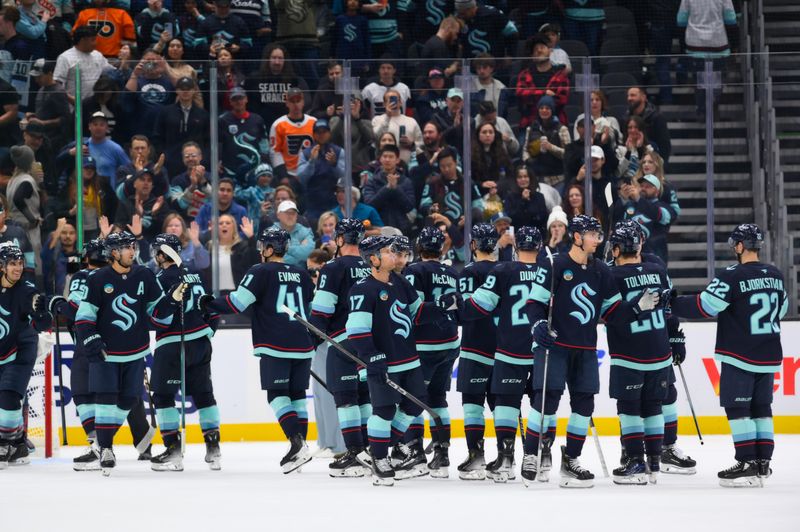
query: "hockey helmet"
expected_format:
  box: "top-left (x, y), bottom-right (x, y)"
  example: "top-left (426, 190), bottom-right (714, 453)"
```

top-left (728, 224), bottom-right (763, 250)
top-left (103, 231), bottom-right (137, 259)
top-left (82, 238), bottom-right (107, 264)
top-left (335, 218), bottom-right (366, 245)
top-left (515, 226), bottom-right (542, 251)
top-left (568, 214), bottom-right (604, 241)
top-left (609, 222), bottom-right (642, 255)
top-left (417, 226), bottom-right (446, 254)
top-left (257, 227), bottom-right (291, 255)
top-left (0, 243), bottom-right (24, 267)
top-left (151, 233), bottom-right (183, 261)
top-left (471, 223), bottom-right (499, 253)
top-left (359, 235), bottom-right (394, 265)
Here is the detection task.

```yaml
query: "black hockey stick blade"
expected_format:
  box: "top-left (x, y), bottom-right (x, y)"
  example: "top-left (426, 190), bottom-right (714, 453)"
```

top-left (279, 305), bottom-right (445, 433)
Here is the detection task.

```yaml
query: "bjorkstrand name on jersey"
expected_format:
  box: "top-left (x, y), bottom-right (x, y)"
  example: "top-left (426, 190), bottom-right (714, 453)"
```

top-left (432, 273), bottom-right (456, 287)
top-left (738, 277), bottom-right (784, 293)
top-left (278, 271), bottom-right (302, 283)
top-left (624, 273), bottom-right (661, 289)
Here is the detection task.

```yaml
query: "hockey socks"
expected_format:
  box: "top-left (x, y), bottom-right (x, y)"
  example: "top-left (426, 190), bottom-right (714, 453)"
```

top-left (493, 406), bottom-right (520, 444)
top-left (198, 405), bottom-right (221, 434)
top-left (728, 417), bottom-right (758, 462)
top-left (565, 413), bottom-right (590, 458)
top-left (337, 405), bottom-right (364, 448)
top-left (662, 401), bottom-right (678, 446)
top-left (403, 415), bottom-right (424, 443)
top-left (75, 403), bottom-right (96, 437)
top-left (390, 409), bottom-right (415, 446)
top-left (463, 403), bottom-right (486, 450)
top-left (754, 417), bottom-right (774, 461)
top-left (523, 408), bottom-right (557, 455)
top-left (269, 396), bottom-right (300, 439)
top-left (367, 414), bottom-right (392, 459)
top-left (156, 407), bottom-right (181, 445)
top-left (643, 414), bottom-right (665, 458)
top-left (359, 403), bottom-right (371, 445)
top-left (430, 407), bottom-right (451, 443)
top-left (291, 399), bottom-right (308, 439)
top-left (619, 414), bottom-right (645, 456)
top-left (95, 404), bottom-right (128, 448)
top-left (0, 407), bottom-right (23, 441)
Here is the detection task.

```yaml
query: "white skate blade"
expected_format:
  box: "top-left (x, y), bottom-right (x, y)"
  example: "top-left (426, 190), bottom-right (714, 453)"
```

top-left (206, 458), bottom-right (222, 471)
top-left (329, 465), bottom-right (368, 478)
top-left (395, 463), bottom-right (429, 480)
top-left (719, 476), bottom-right (760, 488)
top-left (356, 451), bottom-right (373, 469)
top-left (151, 460), bottom-right (184, 472)
top-left (282, 449), bottom-right (312, 474)
top-left (73, 461), bottom-right (101, 472)
top-left (612, 473), bottom-right (648, 485)
top-left (662, 464), bottom-right (696, 475)
top-left (428, 466), bottom-right (449, 479)
top-left (458, 469), bottom-right (486, 481)
top-left (559, 476), bottom-right (595, 488)
top-left (372, 475), bottom-right (395, 486)
top-left (102, 467), bottom-right (112, 477)
top-left (648, 472), bottom-right (658, 484)
top-left (9, 457), bottom-right (30, 466)
top-left (486, 471), bottom-right (510, 483)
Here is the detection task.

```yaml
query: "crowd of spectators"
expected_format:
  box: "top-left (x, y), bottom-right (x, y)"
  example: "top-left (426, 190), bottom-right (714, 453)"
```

top-left (0, 0), bottom-right (741, 294)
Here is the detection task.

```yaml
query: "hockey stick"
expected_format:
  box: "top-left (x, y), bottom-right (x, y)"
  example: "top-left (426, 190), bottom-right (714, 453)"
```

top-left (589, 417), bottom-right (609, 478)
top-left (280, 305), bottom-right (445, 440)
top-left (52, 310), bottom-right (68, 446)
top-left (534, 247), bottom-right (556, 482)
top-left (159, 244), bottom-right (188, 455)
top-left (601, 182), bottom-right (615, 262)
top-left (310, 369), bottom-right (329, 391)
top-left (142, 366), bottom-right (157, 427)
top-left (676, 363), bottom-right (704, 445)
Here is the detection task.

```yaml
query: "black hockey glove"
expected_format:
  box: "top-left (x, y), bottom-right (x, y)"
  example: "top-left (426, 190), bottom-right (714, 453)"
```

top-left (32, 294), bottom-right (47, 315)
top-left (670, 328), bottom-right (687, 365)
top-left (366, 352), bottom-right (388, 382)
top-left (633, 288), bottom-right (660, 315)
top-left (48, 295), bottom-right (68, 314)
top-left (436, 292), bottom-right (463, 313)
top-left (197, 294), bottom-right (215, 314)
top-left (532, 319), bottom-right (557, 349)
top-left (83, 334), bottom-right (106, 363)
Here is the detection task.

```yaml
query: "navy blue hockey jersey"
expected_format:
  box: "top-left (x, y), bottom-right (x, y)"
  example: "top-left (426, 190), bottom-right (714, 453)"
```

top-left (458, 260), bottom-right (497, 366)
top-left (403, 260), bottom-right (460, 352)
top-left (205, 261), bottom-right (315, 359)
top-left (154, 265), bottom-right (214, 348)
top-left (0, 280), bottom-right (49, 365)
top-left (672, 262), bottom-right (788, 373)
top-left (463, 261), bottom-right (549, 366)
top-left (310, 255), bottom-right (371, 343)
top-left (606, 262), bottom-right (673, 370)
top-left (75, 265), bottom-right (175, 363)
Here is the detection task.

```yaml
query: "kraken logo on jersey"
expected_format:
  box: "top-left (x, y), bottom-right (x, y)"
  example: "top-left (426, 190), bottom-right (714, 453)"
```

top-left (286, 0), bottom-right (310, 23)
top-left (111, 294), bottom-right (139, 331)
top-left (443, 191), bottom-right (463, 220)
top-left (343, 23), bottom-right (358, 42)
top-left (467, 29), bottom-right (491, 55)
top-left (389, 301), bottom-right (412, 338)
top-left (569, 283), bottom-right (597, 325)
top-left (0, 305), bottom-right (10, 339)
top-left (425, 0), bottom-right (446, 26)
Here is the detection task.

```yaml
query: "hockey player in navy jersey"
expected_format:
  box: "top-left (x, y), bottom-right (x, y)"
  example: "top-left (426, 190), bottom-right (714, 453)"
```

top-left (461, 226), bottom-right (550, 483)
top-left (671, 224), bottom-right (787, 487)
top-left (199, 228), bottom-right (316, 474)
top-left (345, 236), bottom-right (452, 486)
top-left (605, 223), bottom-right (677, 484)
top-left (309, 219), bottom-right (373, 478)
top-left (613, 219), bottom-right (696, 474)
top-left (149, 233), bottom-right (221, 472)
top-left (523, 215), bottom-right (662, 488)
top-left (0, 244), bottom-right (51, 468)
top-left (401, 226), bottom-right (460, 478)
top-left (455, 223), bottom-right (499, 480)
top-left (50, 239), bottom-right (157, 471)
top-left (74, 231), bottom-right (185, 475)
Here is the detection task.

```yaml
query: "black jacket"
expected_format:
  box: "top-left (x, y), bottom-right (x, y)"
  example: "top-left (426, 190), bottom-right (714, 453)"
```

top-left (152, 102), bottom-right (211, 177)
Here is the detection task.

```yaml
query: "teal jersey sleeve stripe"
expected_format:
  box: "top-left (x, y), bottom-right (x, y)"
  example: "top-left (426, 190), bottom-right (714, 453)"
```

top-left (75, 301), bottom-right (99, 322)
top-left (780, 291), bottom-right (789, 319)
top-left (601, 292), bottom-right (622, 315)
top-left (408, 296), bottom-right (422, 317)
top-left (699, 291), bottom-right (728, 316)
top-left (230, 285), bottom-right (257, 312)
top-left (471, 287), bottom-right (499, 312)
top-left (529, 284), bottom-right (550, 305)
top-left (311, 289), bottom-right (338, 314)
top-left (346, 311), bottom-right (373, 335)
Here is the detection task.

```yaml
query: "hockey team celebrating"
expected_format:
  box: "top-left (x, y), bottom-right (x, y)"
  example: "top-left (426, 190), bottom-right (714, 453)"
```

top-left (0, 217), bottom-right (787, 490)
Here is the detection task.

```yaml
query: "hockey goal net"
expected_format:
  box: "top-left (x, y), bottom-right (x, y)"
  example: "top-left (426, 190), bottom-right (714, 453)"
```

top-left (24, 353), bottom-right (56, 458)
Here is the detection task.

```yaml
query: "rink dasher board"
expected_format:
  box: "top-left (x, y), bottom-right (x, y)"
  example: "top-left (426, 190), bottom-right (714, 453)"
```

top-left (47, 321), bottom-right (800, 444)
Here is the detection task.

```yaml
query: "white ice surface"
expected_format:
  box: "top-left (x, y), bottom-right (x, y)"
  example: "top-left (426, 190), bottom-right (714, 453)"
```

top-left (6, 435), bottom-right (798, 531)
